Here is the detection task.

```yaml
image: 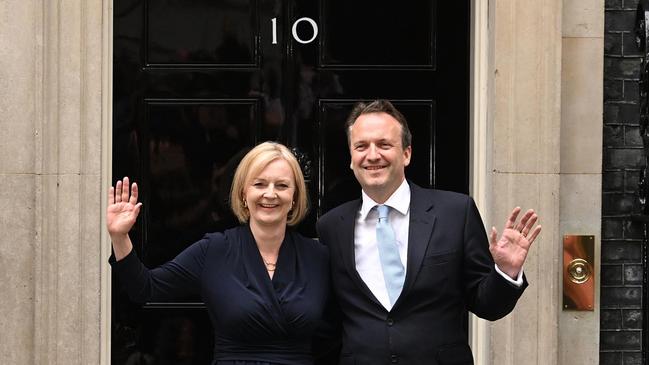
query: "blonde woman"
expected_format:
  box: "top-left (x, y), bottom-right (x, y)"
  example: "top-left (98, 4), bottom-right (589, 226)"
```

top-left (108, 142), bottom-right (335, 365)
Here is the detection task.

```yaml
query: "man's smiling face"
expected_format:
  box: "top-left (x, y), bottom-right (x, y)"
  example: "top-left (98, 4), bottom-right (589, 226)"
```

top-left (348, 112), bottom-right (411, 203)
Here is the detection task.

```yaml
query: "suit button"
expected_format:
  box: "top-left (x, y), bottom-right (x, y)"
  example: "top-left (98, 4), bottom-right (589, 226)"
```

top-left (387, 318), bottom-right (394, 326)
top-left (391, 354), bottom-right (398, 363)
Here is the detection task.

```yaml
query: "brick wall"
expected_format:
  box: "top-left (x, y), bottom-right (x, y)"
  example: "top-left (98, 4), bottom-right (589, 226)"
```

top-left (602, 0), bottom-right (645, 364)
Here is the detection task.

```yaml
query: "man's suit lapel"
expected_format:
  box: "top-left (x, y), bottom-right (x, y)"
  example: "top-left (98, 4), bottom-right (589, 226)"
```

top-left (399, 184), bottom-right (437, 302)
top-left (336, 200), bottom-right (384, 309)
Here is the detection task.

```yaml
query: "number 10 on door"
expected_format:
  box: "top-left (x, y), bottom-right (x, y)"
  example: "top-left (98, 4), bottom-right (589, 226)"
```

top-left (271, 17), bottom-right (319, 45)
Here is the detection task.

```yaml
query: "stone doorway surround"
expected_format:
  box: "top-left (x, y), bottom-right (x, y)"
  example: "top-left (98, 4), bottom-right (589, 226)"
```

top-left (0, 0), bottom-right (602, 364)
top-left (471, 0), bottom-right (603, 365)
top-left (1, 0), bottom-right (111, 363)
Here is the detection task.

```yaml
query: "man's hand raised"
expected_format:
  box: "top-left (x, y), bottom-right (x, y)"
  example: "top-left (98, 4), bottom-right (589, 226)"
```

top-left (489, 207), bottom-right (541, 280)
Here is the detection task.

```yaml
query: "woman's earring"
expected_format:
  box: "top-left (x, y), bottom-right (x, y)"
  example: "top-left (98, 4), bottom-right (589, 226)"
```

top-left (242, 199), bottom-right (247, 208)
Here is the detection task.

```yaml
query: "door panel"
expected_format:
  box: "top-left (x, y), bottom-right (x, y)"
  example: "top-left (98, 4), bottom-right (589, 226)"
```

top-left (143, 100), bottom-right (259, 268)
top-left (319, 2), bottom-right (436, 68)
top-left (112, 0), bottom-right (468, 362)
top-left (146, 0), bottom-right (258, 66)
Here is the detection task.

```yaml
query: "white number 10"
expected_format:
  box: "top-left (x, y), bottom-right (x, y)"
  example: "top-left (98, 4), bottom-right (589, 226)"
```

top-left (271, 17), bottom-right (319, 45)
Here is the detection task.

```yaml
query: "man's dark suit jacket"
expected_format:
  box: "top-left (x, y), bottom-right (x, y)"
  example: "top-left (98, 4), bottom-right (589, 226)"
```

top-left (316, 183), bottom-right (527, 365)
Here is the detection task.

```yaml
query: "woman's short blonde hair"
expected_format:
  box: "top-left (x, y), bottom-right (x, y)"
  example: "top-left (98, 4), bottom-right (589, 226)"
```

top-left (230, 142), bottom-right (308, 226)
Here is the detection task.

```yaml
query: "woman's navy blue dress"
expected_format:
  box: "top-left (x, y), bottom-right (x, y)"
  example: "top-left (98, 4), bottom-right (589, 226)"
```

top-left (110, 225), bottom-right (332, 365)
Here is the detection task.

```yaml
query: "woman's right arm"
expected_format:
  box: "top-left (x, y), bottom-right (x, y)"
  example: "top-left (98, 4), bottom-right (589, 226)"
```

top-left (107, 177), bottom-right (209, 303)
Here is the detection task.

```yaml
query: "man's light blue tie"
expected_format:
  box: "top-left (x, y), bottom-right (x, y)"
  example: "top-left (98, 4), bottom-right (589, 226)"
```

top-left (376, 204), bottom-right (405, 305)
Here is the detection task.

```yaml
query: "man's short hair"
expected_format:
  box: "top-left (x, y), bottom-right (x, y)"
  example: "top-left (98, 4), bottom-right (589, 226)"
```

top-left (345, 99), bottom-right (412, 149)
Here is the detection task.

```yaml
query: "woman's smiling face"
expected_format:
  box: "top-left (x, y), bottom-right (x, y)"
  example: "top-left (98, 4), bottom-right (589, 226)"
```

top-left (243, 158), bottom-right (296, 228)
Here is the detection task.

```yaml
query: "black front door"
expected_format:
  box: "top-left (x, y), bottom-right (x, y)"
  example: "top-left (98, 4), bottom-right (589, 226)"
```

top-left (112, 0), bottom-right (469, 362)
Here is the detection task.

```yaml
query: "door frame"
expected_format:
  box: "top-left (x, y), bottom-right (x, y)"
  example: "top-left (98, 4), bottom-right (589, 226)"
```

top-left (468, 1), bottom-right (491, 364)
top-left (99, 1), bottom-right (491, 363)
top-left (100, 0), bottom-right (114, 363)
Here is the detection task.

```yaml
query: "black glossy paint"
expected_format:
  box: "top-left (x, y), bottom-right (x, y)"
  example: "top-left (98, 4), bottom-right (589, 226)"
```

top-left (112, 0), bottom-right (469, 362)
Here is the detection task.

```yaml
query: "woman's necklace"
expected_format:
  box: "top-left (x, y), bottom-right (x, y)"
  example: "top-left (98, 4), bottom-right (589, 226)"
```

top-left (264, 260), bottom-right (276, 271)
top-left (251, 227), bottom-right (281, 272)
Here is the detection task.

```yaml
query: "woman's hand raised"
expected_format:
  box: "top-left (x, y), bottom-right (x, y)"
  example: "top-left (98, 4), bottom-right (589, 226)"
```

top-left (107, 176), bottom-right (142, 238)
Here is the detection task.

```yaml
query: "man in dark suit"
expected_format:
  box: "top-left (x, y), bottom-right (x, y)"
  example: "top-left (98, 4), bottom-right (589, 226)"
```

top-left (316, 100), bottom-right (541, 365)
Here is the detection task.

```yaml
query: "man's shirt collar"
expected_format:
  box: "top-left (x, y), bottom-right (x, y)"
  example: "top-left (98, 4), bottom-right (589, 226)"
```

top-left (359, 179), bottom-right (411, 221)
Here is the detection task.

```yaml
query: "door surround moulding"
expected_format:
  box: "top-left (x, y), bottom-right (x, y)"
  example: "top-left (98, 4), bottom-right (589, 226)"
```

top-left (469, 0), bottom-right (490, 364)
top-left (99, 1), bottom-right (489, 363)
top-left (100, 0), bottom-right (114, 364)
